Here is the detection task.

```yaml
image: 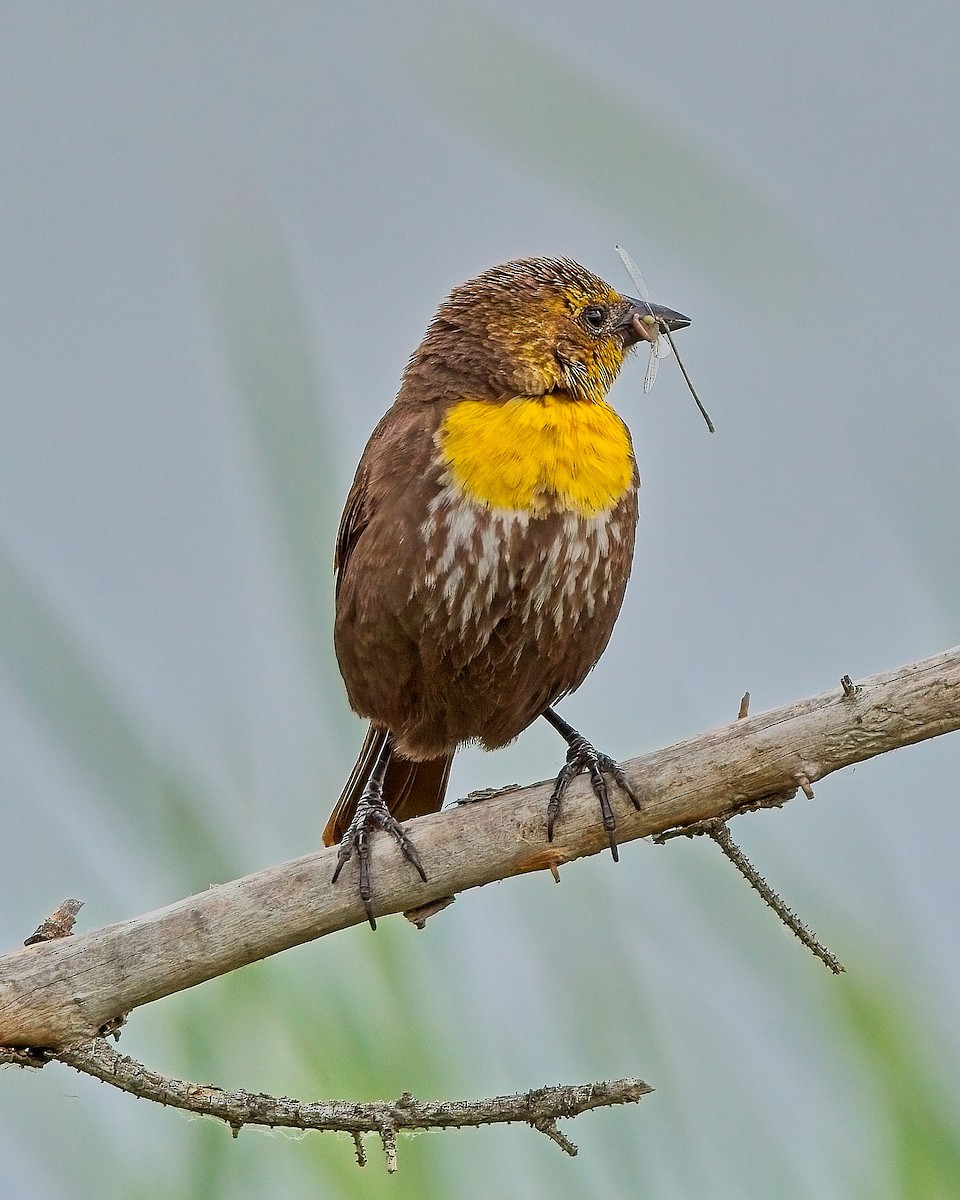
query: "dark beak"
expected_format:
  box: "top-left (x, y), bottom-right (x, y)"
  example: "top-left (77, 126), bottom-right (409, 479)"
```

top-left (618, 297), bottom-right (691, 346)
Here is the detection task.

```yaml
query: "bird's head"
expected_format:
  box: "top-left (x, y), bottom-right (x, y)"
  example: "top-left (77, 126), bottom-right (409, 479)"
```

top-left (406, 257), bottom-right (689, 406)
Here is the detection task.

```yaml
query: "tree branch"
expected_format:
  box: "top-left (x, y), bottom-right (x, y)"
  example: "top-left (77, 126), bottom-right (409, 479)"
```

top-left (663, 819), bottom-right (845, 973)
top-left (2, 646), bottom-right (959, 1050)
top-left (0, 1037), bottom-right (649, 1169)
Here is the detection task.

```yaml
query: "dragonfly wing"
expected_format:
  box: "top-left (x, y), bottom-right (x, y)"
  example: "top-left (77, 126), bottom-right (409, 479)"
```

top-left (615, 244), bottom-right (649, 300)
top-left (643, 344), bottom-right (660, 392)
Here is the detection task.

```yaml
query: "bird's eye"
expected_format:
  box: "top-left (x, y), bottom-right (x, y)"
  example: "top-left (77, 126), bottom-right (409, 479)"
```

top-left (581, 305), bottom-right (606, 331)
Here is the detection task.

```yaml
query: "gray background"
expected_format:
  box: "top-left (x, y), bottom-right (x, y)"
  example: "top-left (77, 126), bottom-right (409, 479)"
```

top-left (1, 4), bottom-right (958, 1197)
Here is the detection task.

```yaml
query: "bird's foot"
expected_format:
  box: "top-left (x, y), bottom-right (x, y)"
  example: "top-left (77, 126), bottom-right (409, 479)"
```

top-left (330, 782), bottom-right (427, 930)
top-left (546, 734), bottom-right (641, 862)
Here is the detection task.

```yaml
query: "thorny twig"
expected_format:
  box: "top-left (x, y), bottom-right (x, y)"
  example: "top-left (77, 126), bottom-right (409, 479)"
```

top-left (1, 1037), bottom-right (651, 1170)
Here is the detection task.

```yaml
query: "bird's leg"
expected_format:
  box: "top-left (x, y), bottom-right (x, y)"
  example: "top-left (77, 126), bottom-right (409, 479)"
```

top-left (330, 733), bottom-right (427, 930)
top-left (541, 707), bottom-right (641, 862)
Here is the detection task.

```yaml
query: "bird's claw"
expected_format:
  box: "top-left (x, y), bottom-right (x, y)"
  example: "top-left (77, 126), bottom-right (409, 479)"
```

top-left (546, 735), bottom-right (640, 861)
top-left (331, 784), bottom-right (427, 930)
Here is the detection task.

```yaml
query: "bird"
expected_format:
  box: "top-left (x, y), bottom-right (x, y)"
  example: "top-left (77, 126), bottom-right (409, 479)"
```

top-left (322, 257), bottom-right (690, 926)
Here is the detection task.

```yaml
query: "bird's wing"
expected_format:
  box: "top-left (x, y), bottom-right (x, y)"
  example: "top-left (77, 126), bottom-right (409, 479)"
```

top-left (334, 403), bottom-right (434, 598)
top-left (334, 467), bottom-right (371, 599)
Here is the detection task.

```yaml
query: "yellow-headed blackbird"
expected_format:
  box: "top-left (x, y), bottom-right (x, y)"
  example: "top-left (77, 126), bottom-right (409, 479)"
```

top-left (323, 257), bottom-right (690, 924)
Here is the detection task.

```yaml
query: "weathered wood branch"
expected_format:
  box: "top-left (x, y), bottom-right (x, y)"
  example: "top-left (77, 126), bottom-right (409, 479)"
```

top-left (2, 646), bottom-right (959, 1049)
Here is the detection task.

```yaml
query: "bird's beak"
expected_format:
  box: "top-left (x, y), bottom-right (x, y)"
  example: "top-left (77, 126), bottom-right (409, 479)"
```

top-left (617, 298), bottom-right (691, 347)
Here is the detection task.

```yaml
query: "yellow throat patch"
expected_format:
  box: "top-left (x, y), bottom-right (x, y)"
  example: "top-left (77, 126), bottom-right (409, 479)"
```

top-left (438, 394), bottom-right (634, 517)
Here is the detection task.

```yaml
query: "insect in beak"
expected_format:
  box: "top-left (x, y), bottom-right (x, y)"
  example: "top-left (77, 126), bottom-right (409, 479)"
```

top-left (615, 245), bottom-right (714, 433)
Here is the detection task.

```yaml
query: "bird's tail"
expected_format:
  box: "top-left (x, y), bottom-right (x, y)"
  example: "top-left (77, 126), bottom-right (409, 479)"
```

top-left (322, 723), bottom-right (454, 847)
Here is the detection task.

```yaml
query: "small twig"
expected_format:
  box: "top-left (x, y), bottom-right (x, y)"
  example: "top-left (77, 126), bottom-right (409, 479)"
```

top-left (402, 895), bottom-right (455, 929)
top-left (738, 691), bottom-right (751, 720)
top-left (24, 899), bottom-right (83, 946)
top-left (703, 820), bottom-right (844, 974)
top-left (379, 1123), bottom-right (399, 1173)
top-left (0, 1037), bottom-right (650, 1167)
top-left (534, 1118), bottom-right (579, 1157)
top-left (656, 809), bottom-right (839, 970)
top-left (456, 784), bottom-right (521, 805)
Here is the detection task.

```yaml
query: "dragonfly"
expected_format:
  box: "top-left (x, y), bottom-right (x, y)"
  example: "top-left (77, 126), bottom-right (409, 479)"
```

top-left (615, 245), bottom-right (714, 433)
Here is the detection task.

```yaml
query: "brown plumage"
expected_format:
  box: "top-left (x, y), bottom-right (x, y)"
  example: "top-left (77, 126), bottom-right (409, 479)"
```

top-left (323, 258), bottom-right (690, 922)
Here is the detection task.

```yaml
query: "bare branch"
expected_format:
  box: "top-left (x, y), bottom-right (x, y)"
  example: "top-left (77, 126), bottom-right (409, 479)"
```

top-left (0, 1038), bottom-right (650, 1169)
top-left (708, 821), bottom-right (843, 974)
top-left (1, 646), bottom-right (959, 1048)
top-left (655, 816), bottom-right (844, 971)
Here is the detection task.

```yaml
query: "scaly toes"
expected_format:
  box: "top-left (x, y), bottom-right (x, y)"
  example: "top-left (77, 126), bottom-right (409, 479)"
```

top-left (596, 753), bottom-right (642, 812)
top-left (329, 790), bottom-right (427, 930)
top-left (547, 738), bottom-right (639, 860)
